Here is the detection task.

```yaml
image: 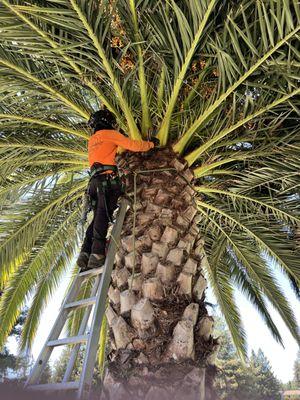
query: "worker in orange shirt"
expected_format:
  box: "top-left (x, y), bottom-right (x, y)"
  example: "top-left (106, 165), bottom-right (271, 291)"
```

top-left (77, 109), bottom-right (157, 271)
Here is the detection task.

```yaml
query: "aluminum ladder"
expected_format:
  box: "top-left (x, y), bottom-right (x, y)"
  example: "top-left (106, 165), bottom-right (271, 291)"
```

top-left (25, 198), bottom-right (129, 399)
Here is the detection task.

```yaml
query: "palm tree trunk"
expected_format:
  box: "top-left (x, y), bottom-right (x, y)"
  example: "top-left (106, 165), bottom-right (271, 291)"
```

top-left (103, 147), bottom-right (218, 399)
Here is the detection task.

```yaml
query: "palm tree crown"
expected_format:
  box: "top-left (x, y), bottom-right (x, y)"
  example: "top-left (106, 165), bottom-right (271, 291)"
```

top-left (0, 0), bottom-right (299, 357)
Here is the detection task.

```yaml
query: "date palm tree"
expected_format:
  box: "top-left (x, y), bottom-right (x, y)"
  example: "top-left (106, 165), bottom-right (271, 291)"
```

top-left (0, 0), bottom-right (299, 397)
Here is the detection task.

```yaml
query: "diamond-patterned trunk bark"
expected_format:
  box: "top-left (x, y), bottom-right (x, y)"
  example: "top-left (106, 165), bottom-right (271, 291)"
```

top-left (103, 148), bottom-right (216, 400)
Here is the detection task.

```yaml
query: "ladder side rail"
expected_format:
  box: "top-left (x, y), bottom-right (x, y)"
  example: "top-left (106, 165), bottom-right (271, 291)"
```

top-left (25, 273), bottom-right (84, 386)
top-left (77, 198), bottom-right (129, 400)
top-left (62, 275), bottom-right (101, 383)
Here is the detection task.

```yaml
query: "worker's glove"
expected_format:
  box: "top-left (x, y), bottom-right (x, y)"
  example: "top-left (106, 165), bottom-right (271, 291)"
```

top-left (151, 137), bottom-right (160, 147)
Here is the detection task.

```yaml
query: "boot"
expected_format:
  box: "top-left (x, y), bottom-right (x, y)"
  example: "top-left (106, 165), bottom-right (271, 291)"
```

top-left (86, 253), bottom-right (106, 270)
top-left (76, 252), bottom-right (90, 271)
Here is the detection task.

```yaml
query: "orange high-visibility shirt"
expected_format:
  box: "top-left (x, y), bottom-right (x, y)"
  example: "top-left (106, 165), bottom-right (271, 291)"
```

top-left (88, 129), bottom-right (154, 168)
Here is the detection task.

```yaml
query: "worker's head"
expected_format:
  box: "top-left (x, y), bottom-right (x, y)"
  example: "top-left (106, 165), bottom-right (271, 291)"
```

top-left (88, 109), bottom-right (117, 133)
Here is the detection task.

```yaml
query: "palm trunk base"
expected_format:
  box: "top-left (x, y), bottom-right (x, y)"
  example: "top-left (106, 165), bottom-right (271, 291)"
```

top-left (102, 363), bottom-right (206, 400)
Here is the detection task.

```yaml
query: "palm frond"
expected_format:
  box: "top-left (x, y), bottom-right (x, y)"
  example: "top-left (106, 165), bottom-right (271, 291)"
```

top-left (68, 0), bottom-right (140, 138)
top-left (197, 194), bottom-right (300, 341)
top-left (1, 0), bottom-right (120, 117)
top-left (156, 0), bottom-right (217, 145)
top-left (0, 113), bottom-right (88, 139)
top-left (0, 180), bottom-right (86, 278)
top-left (186, 88), bottom-right (300, 165)
top-left (199, 233), bottom-right (247, 359)
top-left (0, 50), bottom-right (89, 119)
top-left (173, 3), bottom-right (300, 152)
top-left (121, 0), bottom-right (151, 134)
top-left (0, 207), bottom-right (80, 349)
top-left (20, 209), bottom-right (79, 350)
top-left (197, 206), bottom-right (297, 348)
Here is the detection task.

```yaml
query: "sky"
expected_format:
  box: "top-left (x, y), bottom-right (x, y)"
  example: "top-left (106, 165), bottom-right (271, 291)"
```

top-left (8, 261), bottom-right (300, 383)
top-left (236, 266), bottom-right (300, 382)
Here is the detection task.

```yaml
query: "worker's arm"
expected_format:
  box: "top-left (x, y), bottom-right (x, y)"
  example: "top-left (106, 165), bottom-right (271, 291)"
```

top-left (99, 130), bottom-right (154, 152)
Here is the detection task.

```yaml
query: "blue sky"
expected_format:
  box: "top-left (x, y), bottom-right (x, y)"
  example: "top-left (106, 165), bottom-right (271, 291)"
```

top-left (8, 261), bottom-right (299, 382)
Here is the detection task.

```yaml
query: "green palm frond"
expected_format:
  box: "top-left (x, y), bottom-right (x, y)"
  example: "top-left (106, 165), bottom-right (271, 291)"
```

top-left (0, 114), bottom-right (89, 139)
top-left (197, 205), bottom-right (297, 351)
top-left (0, 206), bottom-right (80, 349)
top-left (68, 0), bottom-right (140, 138)
top-left (187, 88), bottom-right (300, 166)
top-left (197, 195), bottom-right (299, 338)
top-left (197, 187), bottom-right (300, 225)
top-left (231, 157), bottom-right (300, 196)
top-left (0, 180), bottom-right (86, 280)
top-left (121, 0), bottom-right (151, 134)
top-left (0, 50), bottom-right (89, 119)
top-left (0, 0), bottom-right (120, 117)
top-left (197, 200), bottom-right (299, 282)
top-left (228, 256), bottom-right (283, 346)
top-left (20, 210), bottom-right (79, 350)
top-left (199, 234), bottom-right (247, 359)
top-left (173, 3), bottom-right (300, 152)
top-left (155, 0), bottom-right (217, 144)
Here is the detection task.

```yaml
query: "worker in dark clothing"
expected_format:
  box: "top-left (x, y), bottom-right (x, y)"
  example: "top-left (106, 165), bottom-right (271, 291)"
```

top-left (77, 109), bottom-right (156, 271)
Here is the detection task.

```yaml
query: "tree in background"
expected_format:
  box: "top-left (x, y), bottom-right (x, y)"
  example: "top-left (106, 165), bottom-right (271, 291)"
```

top-left (214, 318), bottom-right (281, 400)
top-left (52, 345), bottom-right (102, 389)
top-left (285, 350), bottom-right (300, 390)
top-left (0, 309), bottom-right (31, 380)
top-left (0, 0), bottom-right (299, 397)
top-left (0, 348), bottom-right (17, 381)
top-left (293, 351), bottom-right (300, 388)
top-left (250, 349), bottom-right (281, 400)
top-left (52, 346), bottom-right (84, 383)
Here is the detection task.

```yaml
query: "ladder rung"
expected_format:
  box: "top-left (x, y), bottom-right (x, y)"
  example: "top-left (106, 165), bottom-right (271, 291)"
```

top-left (28, 381), bottom-right (79, 391)
top-left (78, 266), bottom-right (104, 278)
top-left (64, 296), bottom-right (97, 310)
top-left (47, 335), bottom-right (88, 347)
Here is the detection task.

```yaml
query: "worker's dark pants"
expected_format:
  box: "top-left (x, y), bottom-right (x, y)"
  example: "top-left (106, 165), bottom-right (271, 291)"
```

top-left (81, 175), bottom-right (122, 255)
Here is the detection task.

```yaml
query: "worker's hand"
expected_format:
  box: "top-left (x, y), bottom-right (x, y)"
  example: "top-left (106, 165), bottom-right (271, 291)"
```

top-left (151, 137), bottom-right (160, 147)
